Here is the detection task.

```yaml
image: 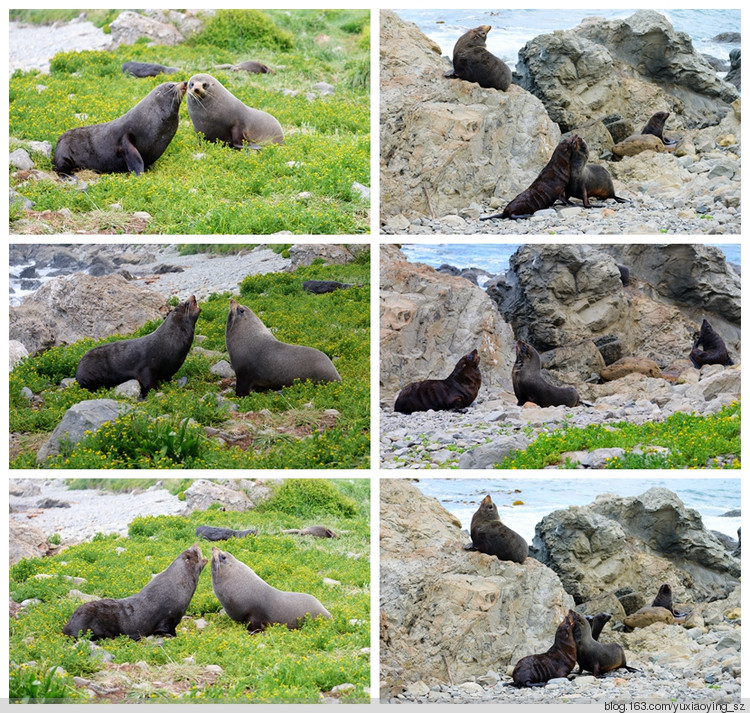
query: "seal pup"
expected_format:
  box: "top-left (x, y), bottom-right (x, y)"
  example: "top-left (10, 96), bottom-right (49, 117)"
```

top-left (689, 319), bottom-right (734, 367)
top-left (393, 349), bottom-right (481, 414)
top-left (186, 73), bottom-right (283, 149)
top-left (282, 526), bottom-right (339, 538)
top-left (509, 611), bottom-right (577, 687)
top-left (512, 340), bottom-right (580, 408)
top-left (585, 612), bottom-right (612, 641)
top-left (53, 81), bottom-right (187, 176)
top-left (651, 583), bottom-right (687, 619)
top-left (481, 136), bottom-right (574, 220)
top-left (563, 135), bottom-right (628, 206)
top-left (63, 544), bottom-right (207, 640)
top-left (466, 494), bottom-right (528, 564)
top-left (446, 25), bottom-right (511, 91)
top-left (641, 111), bottom-right (679, 147)
top-left (210, 547), bottom-right (331, 632)
top-left (122, 61), bottom-right (179, 77)
top-left (76, 295), bottom-right (201, 398)
top-left (225, 298), bottom-right (341, 396)
top-left (196, 525), bottom-right (257, 541)
top-left (570, 610), bottom-right (639, 677)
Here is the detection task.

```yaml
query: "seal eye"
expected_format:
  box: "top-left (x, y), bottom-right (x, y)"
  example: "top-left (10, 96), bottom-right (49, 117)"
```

top-left (220, 554), bottom-right (226, 561)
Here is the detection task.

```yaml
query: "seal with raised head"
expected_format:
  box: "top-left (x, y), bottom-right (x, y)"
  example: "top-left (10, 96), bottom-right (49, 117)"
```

top-left (585, 612), bottom-right (612, 641)
top-left (394, 349), bottom-right (481, 414)
top-left (53, 81), bottom-right (187, 176)
top-left (282, 526), bottom-right (339, 538)
top-left (564, 135), bottom-right (628, 206)
top-left (122, 61), bottom-right (179, 77)
top-left (446, 25), bottom-right (511, 91)
top-left (186, 73), bottom-right (283, 149)
top-left (63, 544), bottom-right (207, 640)
top-left (689, 319), bottom-right (734, 367)
top-left (512, 340), bottom-right (580, 408)
top-left (570, 610), bottom-right (639, 677)
top-left (466, 494), bottom-right (528, 564)
top-left (196, 526), bottom-right (257, 541)
top-left (641, 111), bottom-right (678, 146)
top-left (225, 298), bottom-right (341, 397)
top-left (481, 136), bottom-right (575, 220)
top-left (76, 295), bottom-right (201, 398)
top-left (210, 547), bottom-right (331, 632)
top-left (509, 611), bottom-right (577, 687)
top-left (651, 583), bottom-right (687, 618)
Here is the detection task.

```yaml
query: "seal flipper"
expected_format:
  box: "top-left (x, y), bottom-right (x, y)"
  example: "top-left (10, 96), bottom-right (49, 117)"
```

top-left (119, 134), bottom-right (145, 175)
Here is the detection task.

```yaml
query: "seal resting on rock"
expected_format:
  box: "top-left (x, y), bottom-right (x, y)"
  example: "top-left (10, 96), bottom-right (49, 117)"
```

top-left (196, 526), bottom-right (257, 541)
top-left (53, 81), bottom-right (187, 176)
top-left (512, 340), bottom-right (580, 408)
top-left (623, 606), bottom-right (675, 630)
top-left (563, 135), bottom-right (628, 206)
top-left (282, 526), bottom-right (339, 538)
top-left (225, 298), bottom-right (341, 396)
top-left (186, 73), bottom-right (283, 149)
top-left (446, 25), bottom-right (511, 91)
top-left (63, 544), bottom-right (207, 640)
top-left (641, 111), bottom-right (679, 147)
top-left (585, 612), bottom-right (612, 641)
top-left (689, 319), bottom-right (734, 367)
top-left (210, 547), bottom-right (331, 632)
top-left (466, 494), bottom-right (528, 563)
top-left (651, 583), bottom-right (688, 619)
top-left (394, 349), bottom-right (481, 414)
top-left (122, 61), bottom-right (179, 77)
top-left (570, 610), bottom-right (639, 677)
top-left (76, 295), bottom-right (201, 398)
top-left (509, 611), bottom-right (577, 687)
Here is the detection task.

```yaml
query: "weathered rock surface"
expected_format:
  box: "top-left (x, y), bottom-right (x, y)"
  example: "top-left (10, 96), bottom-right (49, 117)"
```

top-left (182, 479), bottom-right (273, 513)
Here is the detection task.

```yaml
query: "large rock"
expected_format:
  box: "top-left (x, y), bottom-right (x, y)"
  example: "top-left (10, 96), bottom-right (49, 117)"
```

top-left (9, 520), bottom-right (53, 566)
top-left (109, 10), bottom-right (186, 46)
top-left (380, 480), bottom-right (575, 688)
top-left (183, 480), bottom-right (258, 513)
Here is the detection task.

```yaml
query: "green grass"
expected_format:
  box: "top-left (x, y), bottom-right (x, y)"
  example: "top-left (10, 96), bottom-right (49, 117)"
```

top-left (9, 9), bottom-right (370, 234)
top-left (9, 478), bottom-right (370, 703)
top-left (9, 259), bottom-right (370, 469)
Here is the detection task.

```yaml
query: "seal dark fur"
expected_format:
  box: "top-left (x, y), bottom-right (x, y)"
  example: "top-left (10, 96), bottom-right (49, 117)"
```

top-left (564, 135), bottom-right (628, 206)
top-left (63, 544), bottom-right (207, 640)
top-left (651, 583), bottom-right (687, 618)
top-left (394, 349), bottom-right (481, 414)
top-left (302, 280), bottom-right (354, 294)
top-left (510, 611), bottom-right (577, 687)
top-left (512, 340), bottom-right (580, 408)
top-left (689, 319), bottom-right (734, 367)
top-left (468, 494), bottom-right (528, 563)
top-left (122, 61), bottom-right (178, 77)
top-left (53, 81), bottom-right (187, 176)
top-left (641, 111), bottom-right (678, 146)
top-left (570, 610), bottom-right (639, 677)
top-left (76, 295), bottom-right (201, 398)
top-left (448, 25), bottom-right (511, 91)
top-left (196, 526), bottom-right (257, 541)
top-left (585, 612), bottom-right (612, 641)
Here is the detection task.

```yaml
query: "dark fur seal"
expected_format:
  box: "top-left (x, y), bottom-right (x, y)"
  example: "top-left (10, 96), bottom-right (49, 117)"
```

top-left (122, 61), bottom-right (179, 77)
top-left (509, 611), bottom-right (577, 687)
top-left (394, 349), bottom-right (481, 414)
top-left (447, 25), bottom-right (511, 91)
top-left (225, 298), bottom-right (340, 397)
top-left (641, 111), bottom-right (678, 146)
top-left (570, 610), bottom-right (639, 677)
top-left (481, 136), bottom-right (574, 220)
top-left (196, 526), bottom-right (257, 541)
top-left (210, 547), bottom-right (331, 632)
top-left (302, 280), bottom-right (354, 294)
top-left (282, 526), bottom-right (339, 538)
top-left (585, 612), bottom-right (612, 641)
top-left (186, 73), bottom-right (283, 149)
top-left (690, 319), bottom-right (734, 368)
top-left (63, 544), bottom-right (206, 640)
top-left (76, 295), bottom-right (201, 398)
top-left (651, 583), bottom-right (687, 618)
top-left (512, 340), bottom-right (580, 408)
top-left (467, 494), bottom-right (528, 564)
top-left (53, 81), bottom-right (187, 176)
top-left (564, 135), bottom-right (628, 206)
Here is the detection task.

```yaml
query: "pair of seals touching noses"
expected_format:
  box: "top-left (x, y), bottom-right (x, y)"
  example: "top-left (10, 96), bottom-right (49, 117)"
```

top-left (53, 73), bottom-right (282, 176)
top-left (76, 296), bottom-right (340, 399)
top-left (63, 544), bottom-right (330, 640)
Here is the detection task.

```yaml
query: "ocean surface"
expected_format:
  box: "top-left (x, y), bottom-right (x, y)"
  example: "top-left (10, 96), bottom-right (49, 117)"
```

top-left (394, 9), bottom-right (741, 71)
top-left (410, 477), bottom-right (741, 544)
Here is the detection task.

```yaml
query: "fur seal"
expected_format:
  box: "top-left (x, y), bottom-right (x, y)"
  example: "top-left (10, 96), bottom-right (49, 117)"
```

top-left (570, 610), bottom-right (639, 677)
top-left (564, 135), bottom-right (628, 206)
top-left (302, 280), bottom-right (355, 294)
top-left (196, 526), bottom-right (257, 541)
top-left (53, 81), bottom-right (187, 176)
top-left (225, 298), bottom-right (341, 396)
top-left (585, 612), bottom-right (612, 641)
top-left (467, 494), bottom-right (528, 564)
top-left (122, 61), bottom-right (179, 77)
top-left (210, 547), bottom-right (331, 632)
top-left (282, 526), bottom-right (339, 538)
top-left (214, 60), bottom-right (275, 74)
top-left (512, 340), bottom-right (580, 408)
top-left (447, 25), bottom-right (511, 91)
top-left (690, 319), bottom-right (734, 368)
top-left (76, 295), bottom-right (201, 398)
top-left (393, 349), bottom-right (481, 414)
top-left (651, 583), bottom-right (687, 618)
top-left (186, 73), bottom-right (283, 149)
top-left (63, 544), bottom-right (206, 640)
top-left (509, 611), bottom-right (577, 687)
top-left (641, 111), bottom-right (678, 146)
top-left (481, 136), bottom-right (574, 220)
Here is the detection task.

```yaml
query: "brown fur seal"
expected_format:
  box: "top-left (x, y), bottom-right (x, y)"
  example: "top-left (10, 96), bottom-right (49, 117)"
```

top-left (63, 544), bottom-right (206, 640)
top-left (467, 494), bottom-right (528, 563)
top-left (196, 526), bottom-right (257, 541)
top-left (225, 298), bottom-right (340, 397)
top-left (641, 111), bottom-right (678, 146)
top-left (570, 610), bottom-right (639, 677)
top-left (186, 73), bottom-right (283, 149)
top-left (690, 319), bottom-right (734, 368)
top-left (210, 547), bottom-right (331, 632)
top-left (393, 349), bottom-right (481, 414)
top-left (213, 60), bottom-right (274, 74)
top-left (447, 25), bottom-right (511, 91)
top-left (651, 583), bottom-right (687, 618)
top-left (512, 340), bottom-right (580, 408)
top-left (564, 135), bottom-right (628, 206)
top-left (282, 526), bottom-right (339, 538)
top-left (53, 81), bottom-right (187, 176)
top-left (122, 61), bottom-right (179, 77)
top-left (481, 136), bottom-right (574, 220)
top-left (76, 295), bottom-right (201, 398)
top-left (509, 611), bottom-right (577, 687)
top-left (585, 612), bottom-right (612, 641)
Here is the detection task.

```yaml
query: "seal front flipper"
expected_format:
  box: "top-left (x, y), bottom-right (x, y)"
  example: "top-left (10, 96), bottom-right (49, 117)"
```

top-left (119, 134), bottom-right (145, 174)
